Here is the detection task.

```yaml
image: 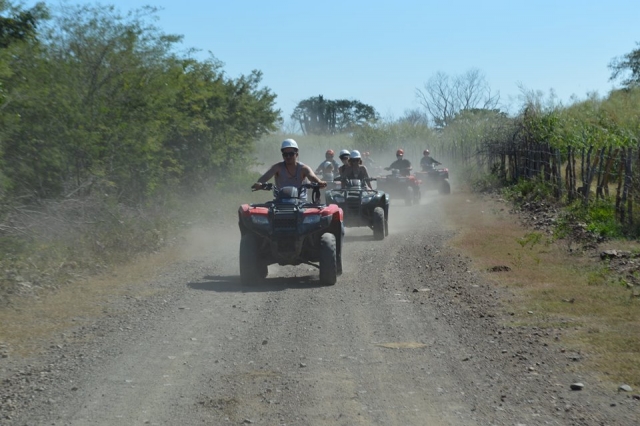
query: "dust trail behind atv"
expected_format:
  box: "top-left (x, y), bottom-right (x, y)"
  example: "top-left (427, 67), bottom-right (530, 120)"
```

top-left (3, 195), bottom-right (633, 426)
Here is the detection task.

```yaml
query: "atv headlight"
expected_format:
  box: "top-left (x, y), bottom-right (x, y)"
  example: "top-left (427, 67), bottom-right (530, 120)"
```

top-left (302, 215), bottom-right (321, 225)
top-left (362, 194), bottom-right (374, 203)
top-left (251, 215), bottom-right (270, 226)
top-left (332, 194), bottom-right (345, 203)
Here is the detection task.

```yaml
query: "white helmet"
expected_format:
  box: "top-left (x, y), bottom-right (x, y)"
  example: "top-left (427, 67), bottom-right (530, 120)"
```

top-left (350, 150), bottom-right (362, 159)
top-left (339, 149), bottom-right (350, 157)
top-left (281, 139), bottom-right (299, 151)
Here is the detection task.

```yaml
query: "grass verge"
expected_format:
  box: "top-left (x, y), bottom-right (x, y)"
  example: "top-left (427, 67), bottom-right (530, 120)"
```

top-left (439, 191), bottom-right (640, 387)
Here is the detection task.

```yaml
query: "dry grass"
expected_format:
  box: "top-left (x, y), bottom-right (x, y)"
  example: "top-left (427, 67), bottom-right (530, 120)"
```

top-left (0, 247), bottom-right (180, 357)
top-left (439, 191), bottom-right (640, 387)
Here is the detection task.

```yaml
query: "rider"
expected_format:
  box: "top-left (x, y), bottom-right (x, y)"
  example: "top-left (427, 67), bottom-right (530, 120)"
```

top-left (315, 149), bottom-right (341, 179)
top-left (343, 150), bottom-right (372, 189)
top-left (337, 149), bottom-right (351, 177)
top-left (385, 149), bottom-right (412, 176)
top-left (252, 139), bottom-right (327, 198)
top-left (420, 149), bottom-right (442, 171)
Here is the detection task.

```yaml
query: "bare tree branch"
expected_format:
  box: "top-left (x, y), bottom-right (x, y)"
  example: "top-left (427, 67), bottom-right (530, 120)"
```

top-left (416, 69), bottom-right (500, 128)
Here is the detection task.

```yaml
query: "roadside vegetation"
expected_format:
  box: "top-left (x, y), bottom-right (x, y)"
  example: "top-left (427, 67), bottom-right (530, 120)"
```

top-left (440, 193), bottom-right (640, 387)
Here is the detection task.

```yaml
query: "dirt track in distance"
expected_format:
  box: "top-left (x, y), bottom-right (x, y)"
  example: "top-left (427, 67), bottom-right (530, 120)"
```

top-left (0, 192), bottom-right (638, 425)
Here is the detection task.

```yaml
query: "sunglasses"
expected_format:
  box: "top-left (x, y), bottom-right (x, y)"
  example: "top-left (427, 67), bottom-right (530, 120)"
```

top-left (282, 151), bottom-right (297, 158)
top-left (340, 156), bottom-right (349, 160)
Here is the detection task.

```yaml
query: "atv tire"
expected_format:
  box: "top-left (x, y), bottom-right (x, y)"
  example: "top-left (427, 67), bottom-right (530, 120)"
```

top-left (258, 261), bottom-right (268, 279)
top-left (439, 178), bottom-right (451, 195)
top-left (319, 233), bottom-right (337, 286)
top-left (414, 186), bottom-right (422, 203)
top-left (240, 234), bottom-right (261, 286)
top-left (405, 186), bottom-right (414, 206)
top-left (373, 207), bottom-right (385, 240)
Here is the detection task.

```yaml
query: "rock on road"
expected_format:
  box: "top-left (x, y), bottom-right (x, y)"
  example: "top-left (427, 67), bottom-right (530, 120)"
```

top-left (1, 195), bottom-right (637, 425)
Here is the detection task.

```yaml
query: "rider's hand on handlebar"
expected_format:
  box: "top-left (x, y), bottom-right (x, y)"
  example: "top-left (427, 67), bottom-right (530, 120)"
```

top-left (318, 181), bottom-right (327, 188)
top-left (251, 182), bottom-right (264, 190)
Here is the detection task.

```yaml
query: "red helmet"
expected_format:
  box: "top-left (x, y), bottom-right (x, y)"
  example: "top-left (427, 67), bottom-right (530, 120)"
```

top-left (423, 149), bottom-right (430, 155)
top-left (396, 149), bottom-right (404, 156)
top-left (326, 149), bottom-right (335, 157)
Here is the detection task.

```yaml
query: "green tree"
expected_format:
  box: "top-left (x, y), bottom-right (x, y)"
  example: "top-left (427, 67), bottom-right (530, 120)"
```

top-left (609, 42), bottom-right (640, 88)
top-left (0, 3), bottom-right (280, 202)
top-left (291, 95), bottom-right (378, 135)
top-left (165, 59), bottom-right (279, 188)
top-left (0, 1), bottom-right (46, 48)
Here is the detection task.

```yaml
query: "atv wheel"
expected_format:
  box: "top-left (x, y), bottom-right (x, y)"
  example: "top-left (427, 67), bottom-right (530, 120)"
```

top-left (319, 233), bottom-right (337, 285)
top-left (439, 178), bottom-right (451, 195)
top-left (405, 186), bottom-right (414, 206)
top-left (240, 234), bottom-right (261, 286)
top-left (373, 207), bottom-right (385, 240)
top-left (258, 261), bottom-right (268, 279)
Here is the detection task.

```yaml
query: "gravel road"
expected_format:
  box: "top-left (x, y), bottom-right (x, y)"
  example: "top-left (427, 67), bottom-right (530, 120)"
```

top-left (1, 194), bottom-right (638, 425)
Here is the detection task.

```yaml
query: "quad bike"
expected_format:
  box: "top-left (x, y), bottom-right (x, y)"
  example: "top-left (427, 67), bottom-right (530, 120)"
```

top-left (325, 177), bottom-right (389, 240)
top-left (375, 169), bottom-right (422, 206)
top-left (238, 183), bottom-right (344, 286)
top-left (415, 166), bottom-right (451, 195)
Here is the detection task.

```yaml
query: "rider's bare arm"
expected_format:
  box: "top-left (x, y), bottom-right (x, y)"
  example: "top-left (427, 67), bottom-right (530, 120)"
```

top-left (252, 163), bottom-right (278, 189)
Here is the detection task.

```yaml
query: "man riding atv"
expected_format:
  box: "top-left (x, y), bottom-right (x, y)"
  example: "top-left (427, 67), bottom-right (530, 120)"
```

top-left (420, 149), bottom-right (442, 171)
top-left (384, 149), bottom-right (412, 176)
top-left (315, 149), bottom-right (341, 180)
top-left (252, 139), bottom-right (327, 197)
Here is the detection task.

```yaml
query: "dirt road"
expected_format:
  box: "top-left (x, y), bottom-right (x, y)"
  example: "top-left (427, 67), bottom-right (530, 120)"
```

top-left (1, 194), bottom-right (637, 425)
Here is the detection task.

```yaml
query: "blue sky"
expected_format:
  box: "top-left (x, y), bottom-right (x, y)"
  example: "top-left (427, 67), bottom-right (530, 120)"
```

top-left (28, 0), bottom-right (640, 121)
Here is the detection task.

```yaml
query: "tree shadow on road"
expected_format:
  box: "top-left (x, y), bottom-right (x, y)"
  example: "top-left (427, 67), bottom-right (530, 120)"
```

top-left (187, 274), bottom-right (328, 293)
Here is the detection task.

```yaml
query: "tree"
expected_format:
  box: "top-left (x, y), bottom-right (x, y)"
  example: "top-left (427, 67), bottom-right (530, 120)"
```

top-left (0, 3), bottom-right (280, 201)
top-left (291, 95), bottom-right (378, 135)
top-left (415, 69), bottom-right (499, 128)
top-left (398, 108), bottom-right (429, 127)
top-left (0, 1), bottom-right (47, 48)
top-left (609, 42), bottom-right (640, 88)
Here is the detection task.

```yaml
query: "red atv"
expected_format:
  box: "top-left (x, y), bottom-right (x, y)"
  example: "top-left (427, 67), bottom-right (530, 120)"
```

top-left (375, 169), bottom-right (422, 206)
top-left (415, 166), bottom-right (451, 195)
top-left (238, 183), bottom-right (344, 286)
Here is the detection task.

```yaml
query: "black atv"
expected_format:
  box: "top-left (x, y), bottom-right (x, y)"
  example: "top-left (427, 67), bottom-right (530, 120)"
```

top-left (325, 177), bottom-right (389, 240)
top-left (238, 183), bottom-right (344, 286)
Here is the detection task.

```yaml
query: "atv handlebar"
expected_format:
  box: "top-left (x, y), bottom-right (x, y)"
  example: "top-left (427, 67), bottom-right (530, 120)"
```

top-left (333, 176), bottom-right (377, 182)
top-left (252, 182), bottom-right (274, 191)
top-left (252, 182), bottom-right (326, 191)
top-left (251, 182), bottom-right (325, 204)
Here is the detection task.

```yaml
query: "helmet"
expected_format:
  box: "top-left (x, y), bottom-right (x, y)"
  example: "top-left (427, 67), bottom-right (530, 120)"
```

top-left (396, 149), bottom-right (404, 156)
top-left (339, 149), bottom-right (350, 158)
top-left (423, 149), bottom-right (430, 155)
top-left (350, 150), bottom-right (362, 159)
top-left (325, 149), bottom-right (335, 156)
top-left (281, 139), bottom-right (298, 151)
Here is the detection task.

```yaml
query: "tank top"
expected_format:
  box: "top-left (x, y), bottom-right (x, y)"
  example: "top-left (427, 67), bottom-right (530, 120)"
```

top-left (276, 162), bottom-right (307, 199)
